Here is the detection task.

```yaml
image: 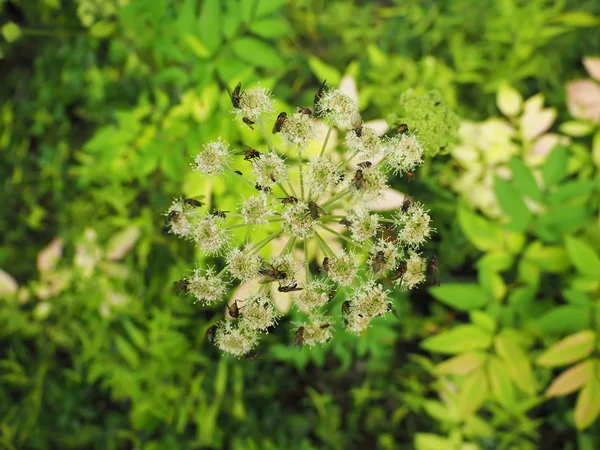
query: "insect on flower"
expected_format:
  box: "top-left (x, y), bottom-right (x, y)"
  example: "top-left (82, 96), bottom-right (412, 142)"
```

top-left (352, 168), bottom-right (367, 190)
top-left (298, 106), bottom-right (313, 116)
top-left (227, 82), bottom-right (243, 109)
top-left (427, 255), bottom-right (441, 286)
top-left (292, 326), bottom-right (305, 349)
top-left (314, 79), bottom-right (327, 107)
top-left (395, 123), bottom-right (409, 135)
top-left (238, 147), bottom-right (261, 161)
top-left (227, 299), bottom-right (243, 318)
top-left (205, 325), bottom-right (217, 344)
top-left (167, 210), bottom-right (181, 222)
top-left (278, 283), bottom-right (303, 293)
top-left (259, 263), bottom-right (287, 284)
top-left (272, 112), bottom-right (288, 134)
top-left (255, 183), bottom-right (272, 193)
top-left (390, 260), bottom-right (408, 285)
top-left (401, 196), bottom-right (412, 214)
top-left (352, 118), bottom-right (363, 137)
top-left (357, 161), bottom-right (372, 169)
top-left (184, 196), bottom-right (206, 207)
top-left (322, 257), bottom-right (331, 273)
top-left (234, 170), bottom-right (243, 175)
top-left (211, 209), bottom-right (229, 218)
top-left (173, 279), bottom-right (189, 295)
top-left (242, 116), bottom-right (255, 129)
top-left (306, 201), bottom-right (327, 220)
top-left (342, 301), bottom-right (351, 326)
top-left (280, 196), bottom-right (299, 205)
top-left (370, 250), bottom-right (386, 274)
top-left (328, 289), bottom-right (337, 301)
top-left (339, 218), bottom-right (352, 228)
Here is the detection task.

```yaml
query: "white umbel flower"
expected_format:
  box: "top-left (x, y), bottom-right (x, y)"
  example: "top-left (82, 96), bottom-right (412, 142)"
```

top-left (252, 152), bottom-right (288, 187)
top-left (187, 267), bottom-right (228, 304)
top-left (298, 313), bottom-right (334, 347)
top-left (386, 133), bottom-right (424, 174)
top-left (192, 215), bottom-right (229, 255)
top-left (306, 154), bottom-right (344, 197)
top-left (235, 86), bottom-right (274, 122)
top-left (345, 281), bottom-right (391, 333)
top-left (281, 202), bottom-right (316, 239)
top-left (345, 126), bottom-right (385, 160)
top-left (394, 201), bottom-right (434, 248)
top-left (350, 165), bottom-right (388, 205)
top-left (193, 138), bottom-right (231, 175)
top-left (348, 210), bottom-right (380, 243)
top-left (238, 294), bottom-right (281, 331)
top-left (316, 89), bottom-right (359, 130)
top-left (215, 321), bottom-right (259, 357)
top-left (280, 112), bottom-right (317, 149)
top-left (294, 279), bottom-right (332, 310)
top-left (226, 248), bottom-right (261, 281)
top-left (402, 252), bottom-right (427, 289)
top-left (240, 194), bottom-right (272, 225)
top-left (325, 251), bottom-right (358, 286)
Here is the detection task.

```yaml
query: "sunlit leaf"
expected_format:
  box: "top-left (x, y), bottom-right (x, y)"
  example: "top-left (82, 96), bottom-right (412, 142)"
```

top-left (545, 360), bottom-right (593, 398)
top-left (575, 374), bottom-right (600, 430)
top-left (536, 330), bottom-right (596, 368)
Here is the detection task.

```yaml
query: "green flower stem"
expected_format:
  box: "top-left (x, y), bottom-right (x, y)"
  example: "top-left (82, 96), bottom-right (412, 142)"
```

top-left (321, 188), bottom-right (350, 209)
top-left (281, 236), bottom-right (297, 255)
top-left (319, 126), bottom-right (333, 158)
top-left (287, 181), bottom-right (298, 198)
top-left (318, 224), bottom-right (370, 252)
top-left (227, 167), bottom-right (256, 189)
top-left (277, 182), bottom-right (290, 197)
top-left (304, 239), bottom-right (311, 283)
top-left (298, 149), bottom-right (305, 201)
top-left (249, 230), bottom-right (284, 255)
top-left (258, 119), bottom-right (276, 153)
top-left (314, 232), bottom-right (336, 258)
top-left (337, 149), bottom-right (360, 170)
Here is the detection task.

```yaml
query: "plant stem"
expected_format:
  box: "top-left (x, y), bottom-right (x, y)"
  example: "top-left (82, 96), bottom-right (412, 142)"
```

top-left (249, 230), bottom-right (284, 255)
top-left (304, 239), bottom-right (311, 283)
top-left (319, 126), bottom-right (334, 158)
top-left (258, 119), bottom-right (276, 153)
top-left (321, 188), bottom-right (350, 209)
top-left (298, 149), bottom-right (305, 200)
top-left (277, 182), bottom-right (290, 197)
top-left (314, 232), bottom-right (336, 257)
top-left (318, 224), bottom-right (371, 252)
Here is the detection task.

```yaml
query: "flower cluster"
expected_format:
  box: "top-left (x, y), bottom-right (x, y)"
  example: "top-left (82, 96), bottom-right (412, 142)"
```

top-left (164, 80), bottom-right (446, 357)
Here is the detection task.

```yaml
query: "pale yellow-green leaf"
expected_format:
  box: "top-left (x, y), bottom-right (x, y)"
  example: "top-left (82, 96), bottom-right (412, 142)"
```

top-left (89, 21), bottom-right (116, 38)
top-left (1, 22), bottom-right (22, 43)
top-left (0, 269), bottom-right (18, 297)
top-left (536, 330), bottom-right (596, 368)
top-left (487, 356), bottom-right (516, 408)
top-left (545, 359), bottom-right (593, 398)
top-left (307, 56), bottom-right (341, 86)
top-left (593, 130), bottom-right (600, 168)
top-left (559, 120), bottom-right (595, 137)
top-left (421, 325), bottom-right (493, 355)
top-left (470, 311), bottom-right (497, 334)
top-left (107, 226), bottom-right (140, 261)
top-left (575, 374), bottom-right (600, 430)
top-left (185, 35), bottom-right (210, 58)
top-left (497, 82), bottom-right (522, 117)
top-left (435, 351), bottom-right (487, 376)
top-left (494, 332), bottom-right (537, 395)
top-left (457, 206), bottom-right (504, 252)
top-left (583, 57), bottom-right (600, 82)
top-left (457, 368), bottom-right (488, 419)
top-left (415, 434), bottom-right (452, 450)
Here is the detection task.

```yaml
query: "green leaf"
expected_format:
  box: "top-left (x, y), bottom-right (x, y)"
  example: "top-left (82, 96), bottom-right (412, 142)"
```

top-left (536, 206), bottom-right (590, 236)
top-left (249, 18), bottom-right (290, 38)
top-left (231, 38), bottom-right (284, 69)
top-left (494, 175), bottom-right (532, 232)
top-left (523, 241), bottom-right (570, 273)
top-left (562, 289), bottom-right (593, 307)
top-left (256, 0), bottom-right (284, 18)
top-left (536, 330), bottom-right (596, 368)
top-left (537, 305), bottom-right (590, 335)
top-left (470, 311), bottom-right (497, 334)
top-left (89, 21), bottom-right (116, 38)
top-left (435, 351), bottom-right (487, 376)
top-left (559, 121), bottom-right (596, 137)
top-left (509, 157), bottom-right (541, 201)
top-left (457, 368), bottom-right (488, 419)
top-left (495, 331), bottom-right (537, 395)
top-left (307, 56), bottom-right (341, 86)
top-left (551, 11), bottom-right (600, 27)
top-left (547, 180), bottom-right (596, 206)
top-left (115, 336), bottom-right (140, 368)
top-left (565, 236), bottom-right (600, 278)
top-left (545, 360), bottom-right (593, 398)
top-left (421, 325), bottom-right (493, 355)
top-left (487, 356), bottom-right (516, 408)
top-left (430, 283), bottom-right (489, 311)
top-left (1, 22), bottom-right (22, 43)
top-left (198, 0), bottom-right (222, 54)
top-left (415, 434), bottom-right (452, 450)
top-left (184, 35), bottom-right (210, 58)
top-left (476, 252), bottom-right (514, 272)
top-left (458, 206), bottom-right (504, 251)
top-left (542, 144), bottom-right (569, 187)
top-left (575, 373), bottom-right (600, 430)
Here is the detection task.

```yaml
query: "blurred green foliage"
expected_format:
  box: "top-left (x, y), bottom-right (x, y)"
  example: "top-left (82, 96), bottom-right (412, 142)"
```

top-left (1, 0), bottom-right (600, 449)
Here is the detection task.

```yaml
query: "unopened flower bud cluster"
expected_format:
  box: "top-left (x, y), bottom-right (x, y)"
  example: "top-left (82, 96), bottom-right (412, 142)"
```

top-left (164, 81), bottom-right (442, 357)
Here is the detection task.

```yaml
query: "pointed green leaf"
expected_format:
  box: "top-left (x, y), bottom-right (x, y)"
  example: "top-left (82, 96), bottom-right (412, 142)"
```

top-left (307, 56), bottom-right (341, 86)
top-left (536, 330), bottom-right (596, 368)
top-left (565, 236), bottom-right (600, 278)
top-left (458, 207), bottom-right (504, 251)
top-left (509, 157), bottom-right (541, 201)
top-left (231, 38), bottom-right (284, 69)
top-left (487, 356), bottom-right (516, 408)
top-left (457, 368), bottom-right (488, 419)
top-left (421, 325), bottom-right (493, 355)
top-left (198, 0), bottom-right (222, 54)
top-left (537, 305), bottom-right (590, 335)
top-left (545, 360), bottom-right (593, 398)
top-left (435, 352), bottom-right (487, 376)
top-left (495, 331), bottom-right (537, 395)
top-left (430, 283), bottom-right (489, 311)
top-left (542, 144), bottom-right (569, 186)
top-left (575, 374), bottom-right (600, 430)
top-left (494, 175), bottom-right (532, 232)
